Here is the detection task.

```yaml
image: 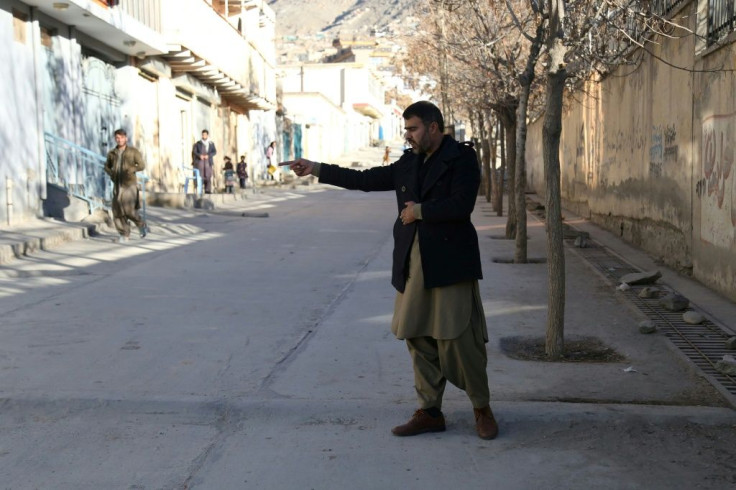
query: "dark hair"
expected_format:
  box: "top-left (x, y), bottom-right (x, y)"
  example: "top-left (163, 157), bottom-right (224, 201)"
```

top-left (114, 128), bottom-right (127, 136)
top-left (202, 129), bottom-right (209, 135)
top-left (402, 101), bottom-right (444, 132)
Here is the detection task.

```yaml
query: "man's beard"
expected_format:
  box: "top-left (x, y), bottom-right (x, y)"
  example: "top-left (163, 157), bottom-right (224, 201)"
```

top-left (409, 136), bottom-right (430, 155)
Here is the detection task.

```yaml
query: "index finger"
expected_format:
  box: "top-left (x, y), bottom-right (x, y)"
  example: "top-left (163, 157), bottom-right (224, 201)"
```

top-left (278, 161), bottom-right (295, 167)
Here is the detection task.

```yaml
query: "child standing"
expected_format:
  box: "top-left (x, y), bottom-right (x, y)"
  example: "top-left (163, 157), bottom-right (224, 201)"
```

top-left (237, 155), bottom-right (248, 189)
top-left (223, 156), bottom-right (235, 194)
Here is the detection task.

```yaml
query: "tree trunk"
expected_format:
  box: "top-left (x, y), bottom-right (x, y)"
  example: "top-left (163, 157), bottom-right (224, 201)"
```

top-left (514, 83), bottom-right (531, 263)
top-left (513, 23), bottom-right (544, 263)
top-left (504, 115), bottom-right (517, 239)
top-left (543, 66), bottom-right (567, 360)
top-left (478, 111), bottom-right (492, 202)
top-left (497, 104), bottom-right (517, 238)
top-left (489, 115), bottom-right (498, 206)
top-left (495, 120), bottom-right (504, 216)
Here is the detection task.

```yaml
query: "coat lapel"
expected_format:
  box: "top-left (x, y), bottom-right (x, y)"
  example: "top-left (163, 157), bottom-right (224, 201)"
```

top-left (420, 137), bottom-right (457, 199)
top-left (399, 152), bottom-right (421, 201)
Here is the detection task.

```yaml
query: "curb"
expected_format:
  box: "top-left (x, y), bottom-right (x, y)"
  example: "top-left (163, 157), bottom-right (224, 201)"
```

top-left (0, 223), bottom-right (92, 266)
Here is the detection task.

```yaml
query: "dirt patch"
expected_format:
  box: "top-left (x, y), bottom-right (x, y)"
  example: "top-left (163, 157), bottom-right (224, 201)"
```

top-left (500, 335), bottom-right (626, 363)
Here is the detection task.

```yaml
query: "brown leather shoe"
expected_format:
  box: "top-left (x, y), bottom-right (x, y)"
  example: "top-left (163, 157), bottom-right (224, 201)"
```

top-left (391, 409), bottom-right (446, 437)
top-left (474, 406), bottom-right (499, 440)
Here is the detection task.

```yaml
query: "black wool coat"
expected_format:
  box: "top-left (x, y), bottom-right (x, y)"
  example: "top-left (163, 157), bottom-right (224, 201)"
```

top-left (318, 136), bottom-right (483, 293)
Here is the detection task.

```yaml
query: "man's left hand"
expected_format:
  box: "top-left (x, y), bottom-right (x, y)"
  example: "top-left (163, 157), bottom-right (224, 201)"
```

top-left (400, 201), bottom-right (417, 225)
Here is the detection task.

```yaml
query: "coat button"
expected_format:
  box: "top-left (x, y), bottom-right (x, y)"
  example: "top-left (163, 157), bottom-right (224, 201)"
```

top-left (401, 186), bottom-right (406, 192)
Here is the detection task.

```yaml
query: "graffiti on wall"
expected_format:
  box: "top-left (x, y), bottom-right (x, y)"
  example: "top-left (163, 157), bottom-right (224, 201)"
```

top-left (700, 113), bottom-right (736, 246)
top-left (649, 124), bottom-right (678, 177)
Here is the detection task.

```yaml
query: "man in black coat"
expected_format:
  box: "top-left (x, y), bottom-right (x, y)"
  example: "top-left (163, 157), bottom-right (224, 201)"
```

top-left (280, 101), bottom-right (498, 440)
top-left (192, 129), bottom-right (217, 193)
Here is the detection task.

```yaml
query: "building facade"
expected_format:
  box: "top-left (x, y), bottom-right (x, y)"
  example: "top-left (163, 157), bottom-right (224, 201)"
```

top-left (279, 61), bottom-right (389, 162)
top-left (525, 0), bottom-right (736, 300)
top-left (1, 0), bottom-right (278, 226)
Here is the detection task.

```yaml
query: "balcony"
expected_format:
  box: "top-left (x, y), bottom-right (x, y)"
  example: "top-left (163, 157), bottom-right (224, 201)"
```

top-left (353, 103), bottom-right (382, 119)
top-left (23, 0), bottom-right (168, 57)
top-left (160, 0), bottom-right (275, 111)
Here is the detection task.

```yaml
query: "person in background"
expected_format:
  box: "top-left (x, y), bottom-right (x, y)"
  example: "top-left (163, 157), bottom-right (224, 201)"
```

top-left (223, 156), bottom-right (235, 194)
top-left (192, 129), bottom-right (217, 194)
top-left (265, 141), bottom-right (276, 180)
top-left (104, 129), bottom-right (148, 242)
top-left (383, 145), bottom-right (391, 166)
top-left (266, 141), bottom-right (276, 165)
top-left (237, 155), bottom-right (248, 189)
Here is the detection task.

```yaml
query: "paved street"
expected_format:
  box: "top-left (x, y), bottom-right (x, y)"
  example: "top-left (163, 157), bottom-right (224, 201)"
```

top-left (0, 178), bottom-right (735, 489)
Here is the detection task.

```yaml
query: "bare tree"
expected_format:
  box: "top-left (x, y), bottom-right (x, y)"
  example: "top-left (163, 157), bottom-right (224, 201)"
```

top-left (406, 0), bottom-right (691, 358)
top-left (504, 0), bottom-right (546, 263)
top-left (430, 0), bottom-right (544, 249)
top-left (532, 0), bottom-right (692, 358)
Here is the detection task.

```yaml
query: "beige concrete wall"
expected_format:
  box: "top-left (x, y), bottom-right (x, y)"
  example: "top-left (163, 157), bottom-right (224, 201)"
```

top-left (691, 33), bottom-right (736, 300)
top-left (526, 3), bottom-right (736, 300)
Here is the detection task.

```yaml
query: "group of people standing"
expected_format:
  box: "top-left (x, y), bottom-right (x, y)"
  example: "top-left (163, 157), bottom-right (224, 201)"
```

top-left (104, 128), bottom-right (274, 242)
top-left (192, 129), bottom-right (252, 194)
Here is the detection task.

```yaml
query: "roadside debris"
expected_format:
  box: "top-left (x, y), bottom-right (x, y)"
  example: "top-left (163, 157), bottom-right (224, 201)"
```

top-left (682, 311), bottom-right (704, 325)
top-left (639, 320), bottom-right (657, 334)
top-left (638, 286), bottom-right (660, 299)
top-left (715, 355), bottom-right (736, 376)
top-left (620, 270), bottom-right (662, 286)
top-left (659, 293), bottom-right (689, 312)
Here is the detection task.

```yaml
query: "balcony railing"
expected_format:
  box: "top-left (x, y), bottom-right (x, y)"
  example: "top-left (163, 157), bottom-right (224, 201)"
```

top-left (652, 0), bottom-right (688, 16)
top-left (118, 0), bottom-right (162, 34)
top-left (160, 0), bottom-right (276, 108)
top-left (708, 0), bottom-right (736, 45)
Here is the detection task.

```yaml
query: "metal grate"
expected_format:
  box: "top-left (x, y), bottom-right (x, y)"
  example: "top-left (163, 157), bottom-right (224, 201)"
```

top-left (568, 237), bottom-right (736, 398)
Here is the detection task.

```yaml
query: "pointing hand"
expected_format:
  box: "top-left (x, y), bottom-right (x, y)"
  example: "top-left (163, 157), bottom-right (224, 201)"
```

top-left (279, 158), bottom-right (315, 177)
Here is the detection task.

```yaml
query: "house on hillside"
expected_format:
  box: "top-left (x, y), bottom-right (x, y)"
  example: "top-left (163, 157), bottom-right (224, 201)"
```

top-left (279, 61), bottom-right (388, 162)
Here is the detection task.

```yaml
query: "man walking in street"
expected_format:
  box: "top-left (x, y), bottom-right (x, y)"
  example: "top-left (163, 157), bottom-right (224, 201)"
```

top-left (193, 129), bottom-right (217, 193)
top-left (104, 129), bottom-right (148, 242)
top-left (280, 101), bottom-right (498, 440)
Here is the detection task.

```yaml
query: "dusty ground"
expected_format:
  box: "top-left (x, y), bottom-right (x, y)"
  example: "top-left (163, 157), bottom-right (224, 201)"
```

top-left (500, 335), bottom-right (626, 363)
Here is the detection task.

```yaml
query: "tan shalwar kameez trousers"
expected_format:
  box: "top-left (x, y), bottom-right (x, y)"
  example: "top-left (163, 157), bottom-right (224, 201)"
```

top-left (105, 147), bottom-right (146, 238)
top-left (392, 232), bottom-right (490, 410)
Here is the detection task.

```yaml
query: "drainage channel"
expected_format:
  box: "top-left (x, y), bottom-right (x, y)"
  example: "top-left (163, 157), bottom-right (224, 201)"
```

top-left (568, 236), bottom-right (736, 399)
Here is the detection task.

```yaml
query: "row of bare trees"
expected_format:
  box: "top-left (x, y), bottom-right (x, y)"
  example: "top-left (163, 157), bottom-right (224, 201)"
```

top-left (400, 0), bottom-right (690, 358)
